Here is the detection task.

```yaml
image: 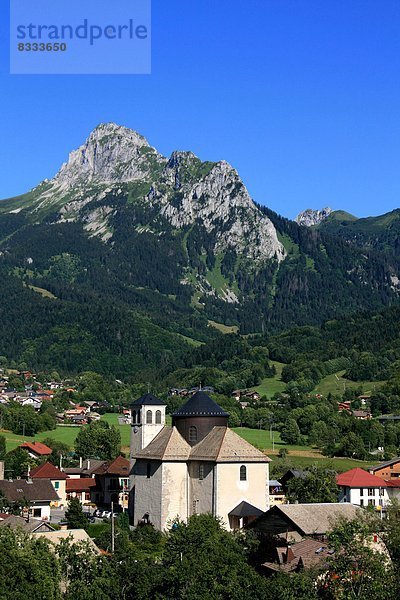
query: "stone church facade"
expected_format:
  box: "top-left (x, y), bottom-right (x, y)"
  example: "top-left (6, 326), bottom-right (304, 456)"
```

top-left (129, 391), bottom-right (270, 530)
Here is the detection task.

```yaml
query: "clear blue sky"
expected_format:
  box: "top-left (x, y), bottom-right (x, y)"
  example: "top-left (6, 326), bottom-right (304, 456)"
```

top-left (1, 0), bottom-right (399, 219)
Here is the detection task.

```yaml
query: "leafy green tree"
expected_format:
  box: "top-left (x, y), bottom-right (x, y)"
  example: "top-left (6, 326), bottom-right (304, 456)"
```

top-left (74, 420), bottom-right (121, 460)
top-left (65, 497), bottom-right (88, 529)
top-left (280, 419), bottom-right (303, 445)
top-left (5, 447), bottom-right (35, 478)
top-left (0, 526), bottom-right (61, 599)
top-left (318, 517), bottom-right (397, 600)
top-left (155, 514), bottom-right (269, 599)
top-left (338, 431), bottom-right (367, 459)
top-left (42, 438), bottom-right (72, 466)
top-left (287, 465), bottom-right (339, 503)
top-left (57, 536), bottom-right (117, 600)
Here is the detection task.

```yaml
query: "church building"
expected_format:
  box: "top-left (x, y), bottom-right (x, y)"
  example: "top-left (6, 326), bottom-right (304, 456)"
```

top-left (129, 391), bottom-right (270, 530)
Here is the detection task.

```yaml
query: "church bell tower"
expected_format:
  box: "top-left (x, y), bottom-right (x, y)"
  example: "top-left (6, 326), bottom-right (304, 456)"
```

top-left (130, 393), bottom-right (167, 460)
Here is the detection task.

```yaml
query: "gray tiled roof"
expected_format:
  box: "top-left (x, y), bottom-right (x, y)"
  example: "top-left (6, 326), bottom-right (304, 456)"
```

top-left (134, 426), bottom-right (270, 463)
top-left (0, 479), bottom-right (59, 502)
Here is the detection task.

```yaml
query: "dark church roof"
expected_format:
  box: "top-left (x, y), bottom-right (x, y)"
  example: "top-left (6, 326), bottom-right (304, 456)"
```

top-left (229, 501), bottom-right (264, 518)
top-left (130, 393), bottom-right (166, 407)
top-left (172, 391), bottom-right (229, 417)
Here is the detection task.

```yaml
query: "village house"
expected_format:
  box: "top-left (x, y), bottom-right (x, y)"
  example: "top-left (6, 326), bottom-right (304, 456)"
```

top-left (35, 529), bottom-right (101, 554)
top-left (0, 514), bottom-right (55, 533)
top-left (130, 391), bottom-right (270, 531)
top-left (352, 409), bottom-right (372, 420)
top-left (336, 468), bottom-right (389, 508)
top-left (269, 480), bottom-right (286, 506)
top-left (248, 503), bottom-right (361, 543)
top-left (368, 457), bottom-right (400, 481)
top-left (29, 462), bottom-right (69, 508)
top-left (66, 477), bottom-right (96, 505)
top-left (64, 458), bottom-right (105, 480)
top-left (92, 455), bottom-right (130, 510)
top-left (20, 441), bottom-right (52, 460)
top-left (231, 390), bottom-right (261, 402)
top-left (261, 538), bottom-right (333, 575)
top-left (0, 479), bottom-right (59, 520)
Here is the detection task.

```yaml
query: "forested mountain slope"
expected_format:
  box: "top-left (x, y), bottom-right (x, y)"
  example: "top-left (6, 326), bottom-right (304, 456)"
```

top-left (0, 124), bottom-right (399, 378)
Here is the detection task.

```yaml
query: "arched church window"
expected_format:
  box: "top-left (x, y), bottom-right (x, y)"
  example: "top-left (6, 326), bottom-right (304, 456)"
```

top-left (146, 410), bottom-right (153, 424)
top-left (199, 464), bottom-right (204, 480)
top-left (155, 410), bottom-right (162, 424)
top-left (146, 462), bottom-right (151, 479)
top-left (240, 465), bottom-right (247, 481)
top-left (132, 410), bottom-right (137, 424)
top-left (189, 426), bottom-right (197, 443)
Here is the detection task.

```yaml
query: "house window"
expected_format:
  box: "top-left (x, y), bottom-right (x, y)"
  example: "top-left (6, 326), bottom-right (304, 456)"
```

top-left (360, 499), bottom-right (364, 507)
top-left (33, 508), bottom-right (41, 518)
top-left (360, 488), bottom-right (364, 496)
top-left (240, 465), bottom-right (247, 481)
top-left (155, 410), bottom-right (162, 424)
top-left (368, 488), bottom-right (375, 496)
top-left (199, 464), bottom-right (204, 480)
top-left (146, 462), bottom-right (151, 479)
top-left (54, 481), bottom-right (60, 489)
top-left (146, 410), bottom-right (152, 424)
top-left (379, 488), bottom-right (385, 496)
top-left (368, 499), bottom-right (374, 506)
top-left (189, 426), bottom-right (197, 443)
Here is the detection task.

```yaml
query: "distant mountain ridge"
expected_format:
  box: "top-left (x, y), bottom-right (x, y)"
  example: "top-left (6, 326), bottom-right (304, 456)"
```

top-left (0, 123), bottom-right (399, 377)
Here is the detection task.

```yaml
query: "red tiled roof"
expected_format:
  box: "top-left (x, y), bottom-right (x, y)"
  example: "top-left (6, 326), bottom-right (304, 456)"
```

top-left (93, 455), bottom-right (130, 476)
top-left (336, 468), bottom-right (387, 488)
top-left (20, 441), bottom-right (52, 456)
top-left (66, 478), bottom-right (96, 492)
top-left (30, 462), bottom-right (68, 480)
top-left (385, 479), bottom-right (400, 488)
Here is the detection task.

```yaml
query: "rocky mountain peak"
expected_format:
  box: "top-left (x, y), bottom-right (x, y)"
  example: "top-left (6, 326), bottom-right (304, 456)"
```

top-left (54, 122), bottom-right (165, 189)
top-left (295, 207), bottom-right (332, 227)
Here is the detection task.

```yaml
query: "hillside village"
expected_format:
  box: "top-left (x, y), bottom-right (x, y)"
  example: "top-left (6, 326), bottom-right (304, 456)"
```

top-left (1, 361), bottom-right (400, 596)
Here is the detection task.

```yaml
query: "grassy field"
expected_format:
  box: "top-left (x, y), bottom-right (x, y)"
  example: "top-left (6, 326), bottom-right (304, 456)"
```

top-left (314, 370), bottom-right (384, 396)
top-left (233, 426), bottom-right (373, 473)
top-left (252, 361), bottom-right (286, 398)
top-left (253, 364), bottom-right (384, 399)
top-left (208, 320), bottom-right (239, 334)
top-left (1, 413), bottom-right (131, 453)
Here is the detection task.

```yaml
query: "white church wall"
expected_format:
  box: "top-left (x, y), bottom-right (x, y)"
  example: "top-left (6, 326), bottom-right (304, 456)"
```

top-left (133, 460), bottom-right (163, 529)
top-left (188, 461), bottom-right (214, 516)
top-left (161, 462), bottom-right (188, 530)
top-left (215, 462), bottom-right (269, 529)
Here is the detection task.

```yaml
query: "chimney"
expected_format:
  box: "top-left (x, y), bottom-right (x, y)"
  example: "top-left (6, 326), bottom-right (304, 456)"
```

top-left (0, 461), bottom-right (4, 481)
top-left (79, 456), bottom-right (82, 468)
top-left (284, 546), bottom-right (295, 563)
top-left (87, 459), bottom-right (90, 470)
